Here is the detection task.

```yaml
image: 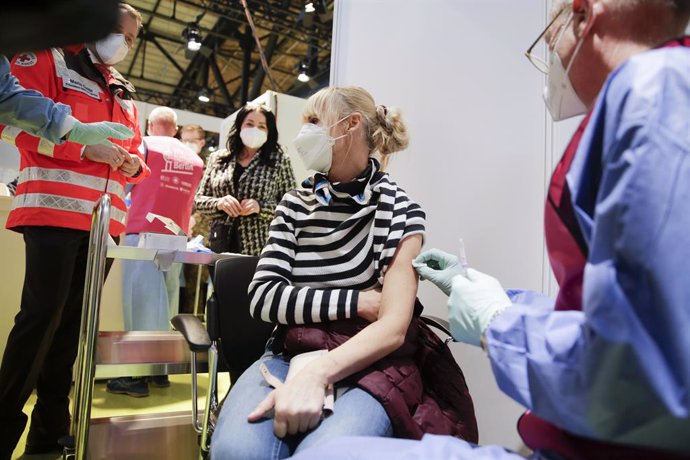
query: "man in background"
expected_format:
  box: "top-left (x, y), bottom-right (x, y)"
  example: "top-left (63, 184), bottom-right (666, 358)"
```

top-left (179, 123), bottom-right (207, 159)
top-left (107, 107), bottom-right (204, 397)
top-left (179, 123), bottom-right (212, 314)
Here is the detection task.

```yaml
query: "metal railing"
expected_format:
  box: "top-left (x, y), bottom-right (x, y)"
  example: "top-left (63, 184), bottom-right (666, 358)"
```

top-left (59, 193), bottom-right (232, 459)
top-left (63, 194), bottom-right (111, 460)
top-left (198, 343), bottom-right (218, 457)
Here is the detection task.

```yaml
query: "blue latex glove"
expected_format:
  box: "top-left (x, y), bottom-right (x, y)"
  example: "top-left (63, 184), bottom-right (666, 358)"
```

top-left (413, 248), bottom-right (465, 296)
top-left (448, 268), bottom-right (512, 346)
top-left (66, 118), bottom-right (134, 145)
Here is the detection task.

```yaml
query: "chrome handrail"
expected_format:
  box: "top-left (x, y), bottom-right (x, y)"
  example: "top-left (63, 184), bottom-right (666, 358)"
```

top-left (191, 350), bottom-right (202, 434)
top-left (65, 194), bottom-right (111, 460)
top-left (199, 343), bottom-right (218, 457)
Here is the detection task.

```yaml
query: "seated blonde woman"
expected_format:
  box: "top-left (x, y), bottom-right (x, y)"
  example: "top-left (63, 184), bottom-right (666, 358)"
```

top-left (210, 86), bottom-right (477, 460)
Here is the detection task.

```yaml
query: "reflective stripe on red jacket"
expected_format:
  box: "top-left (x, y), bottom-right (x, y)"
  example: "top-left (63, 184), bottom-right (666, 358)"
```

top-left (1, 46), bottom-right (149, 236)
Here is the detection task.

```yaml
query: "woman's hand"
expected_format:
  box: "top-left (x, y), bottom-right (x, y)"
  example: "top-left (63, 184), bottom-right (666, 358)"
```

top-left (357, 288), bottom-right (382, 322)
top-left (248, 366), bottom-right (327, 437)
top-left (216, 195), bottom-right (242, 216)
top-left (240, 198), bottom-right (260, 216)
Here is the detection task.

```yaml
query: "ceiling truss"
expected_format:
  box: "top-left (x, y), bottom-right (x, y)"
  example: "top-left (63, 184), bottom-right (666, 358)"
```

top-left (121, 0), bottom-right (333, 118)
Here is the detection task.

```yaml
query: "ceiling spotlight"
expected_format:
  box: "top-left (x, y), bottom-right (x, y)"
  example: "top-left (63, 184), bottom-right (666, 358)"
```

top-left (183, 23), bottom-right (202, 52)
top-left (297, 69), bottom-right (310, 83)
top-left (305, 2), bottom-right (316, 13)
top-left (297, 62), bottom-right (310, 83)
top-left (197, 88), bottom-right (210, 103)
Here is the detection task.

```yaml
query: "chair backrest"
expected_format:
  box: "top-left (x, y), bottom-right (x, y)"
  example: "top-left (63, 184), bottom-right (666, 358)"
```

top-left (211, 256), bottom-right (275, 379)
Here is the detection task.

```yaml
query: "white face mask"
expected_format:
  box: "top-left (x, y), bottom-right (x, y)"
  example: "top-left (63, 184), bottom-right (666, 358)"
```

top-left (95, 33), bottom-right (129, 65)
top-left (292, 117), bottom-right (349, 173)
top-left (543, 13), bottom-right (587, 121)
top-left (240, 127), bottom-right (268, 150)
top-left (183, 141), bottom-right (202, 154)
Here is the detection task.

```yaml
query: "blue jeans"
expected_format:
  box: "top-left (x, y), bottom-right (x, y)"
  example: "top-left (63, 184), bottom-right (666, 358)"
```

top-left (121, 234), bottom-right (182, 331)
top-left (288, 434), bottom-right (566, 460)
top-left (210, 353), bottom-right (393, 460)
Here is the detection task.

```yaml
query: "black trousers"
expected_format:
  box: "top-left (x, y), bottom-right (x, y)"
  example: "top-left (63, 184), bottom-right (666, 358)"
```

top-left (0, 227), bottom-right (115, 458)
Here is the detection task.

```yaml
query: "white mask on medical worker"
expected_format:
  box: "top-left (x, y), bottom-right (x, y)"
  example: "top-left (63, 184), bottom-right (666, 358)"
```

top-left (543, 13), bottom-right (587, 121)
top-left (240, 127), bottom-right (268, 149)
top-left (292, 117), bottom-right (350, 173)
top-left (95, 33), bottom-right (130, 66)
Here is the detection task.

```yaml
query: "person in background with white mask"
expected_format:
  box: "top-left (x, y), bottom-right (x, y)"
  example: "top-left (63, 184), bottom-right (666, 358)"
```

top-left (209, 86), bottom-right (478, 460)
top-left (179, 123), bottom-right (207, 158)
top-left (178, 123), bottom-right (211, 315)
top-left (195, 102), bottom-right (295, 258)
top-left (0, 4), bottom-right (149, 459)
top-left (290, 1), bottom-right (690, 459)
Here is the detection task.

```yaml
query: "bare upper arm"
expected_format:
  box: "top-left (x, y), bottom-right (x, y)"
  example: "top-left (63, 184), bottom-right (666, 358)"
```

top-left (378, 234), bottom-right (423, 328)
top-left (390, 233), bottom-right (423, 268)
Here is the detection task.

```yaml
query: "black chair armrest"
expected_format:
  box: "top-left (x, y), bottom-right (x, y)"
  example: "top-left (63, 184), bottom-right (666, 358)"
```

top-left (171, 314), bottom-right (212, 352)
top-left (420, 315), bottom-right (455, 341)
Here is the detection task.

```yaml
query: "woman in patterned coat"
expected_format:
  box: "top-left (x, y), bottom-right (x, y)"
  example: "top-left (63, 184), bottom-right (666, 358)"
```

top-left (194, 103), bottom-right (296, 255)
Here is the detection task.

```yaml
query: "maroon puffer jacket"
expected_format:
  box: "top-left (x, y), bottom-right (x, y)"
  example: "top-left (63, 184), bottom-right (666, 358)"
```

top-left (281, 306), bottom-right (478, 442)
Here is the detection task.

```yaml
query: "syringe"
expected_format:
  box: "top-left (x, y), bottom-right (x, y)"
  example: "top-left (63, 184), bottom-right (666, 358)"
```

top-left (458, 238), bottom-right (469, 276)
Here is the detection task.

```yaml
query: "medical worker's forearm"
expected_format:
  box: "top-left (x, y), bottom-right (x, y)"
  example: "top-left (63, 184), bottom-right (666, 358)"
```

top-left (485, 301), bottom-right (687, 446)
top-left (0, 56), bottom-right (72, 143)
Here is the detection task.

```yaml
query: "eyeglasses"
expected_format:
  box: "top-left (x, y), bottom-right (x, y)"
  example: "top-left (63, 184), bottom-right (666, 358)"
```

top-left (525, 7), bottom-right (567, 74)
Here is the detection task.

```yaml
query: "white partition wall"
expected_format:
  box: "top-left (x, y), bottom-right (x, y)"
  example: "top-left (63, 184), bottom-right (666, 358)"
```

top-left (332, 0), bottom-right (580, 449)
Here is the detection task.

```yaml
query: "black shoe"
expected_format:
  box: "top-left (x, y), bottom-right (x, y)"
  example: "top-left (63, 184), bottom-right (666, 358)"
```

top-left (148, 375), bottom-right (170, 388)
top-left (106, 377), bottom-right (149, 397)
top-left (23, 441), bottom-right (63, 455)
top-left (25, 407), bottom-right (68, 456)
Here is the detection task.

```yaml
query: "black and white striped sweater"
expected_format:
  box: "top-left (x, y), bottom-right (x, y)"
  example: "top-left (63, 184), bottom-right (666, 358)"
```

top-left (248, 159), bottom-right (425, 325)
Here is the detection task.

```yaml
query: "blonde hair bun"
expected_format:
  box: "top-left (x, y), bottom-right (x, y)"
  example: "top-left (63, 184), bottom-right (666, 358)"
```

top-left (372, 104), bottom-right (408, 157)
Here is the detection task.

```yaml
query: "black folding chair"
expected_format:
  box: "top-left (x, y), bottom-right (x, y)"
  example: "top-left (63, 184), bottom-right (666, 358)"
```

top-left (172, 256), bottom-right (275, 459)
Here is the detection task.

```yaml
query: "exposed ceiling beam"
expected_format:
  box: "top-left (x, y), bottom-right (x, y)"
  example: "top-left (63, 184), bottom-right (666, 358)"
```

top-left (174, 0), bottom-right (331, 49)
top-left (136, 86), bottom-right (231, 117)
top-left (239, 27), bottom-right (254, 105)
top-left (126, 0), bottom-right (333, 117)
top-left (249, 0), bottom-right (291, 100)
top-left (169, 16), bottom-right (240, 110)
top-left (148, 34), bottom-right (187, 76)
top-left (209, 53), bottom-right (235, 109)
top-left (136, 6), bottom-right (236, 42)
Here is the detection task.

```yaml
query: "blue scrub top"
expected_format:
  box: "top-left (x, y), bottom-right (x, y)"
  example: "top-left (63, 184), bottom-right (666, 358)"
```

top-left (0, 54), bottom-right (71, 143)
top-left (487, 45), bottom-right (690, 454)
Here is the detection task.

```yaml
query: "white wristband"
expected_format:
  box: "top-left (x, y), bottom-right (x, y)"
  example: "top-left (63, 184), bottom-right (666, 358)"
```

top-left (59, 115), bottom-right (78, 141)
